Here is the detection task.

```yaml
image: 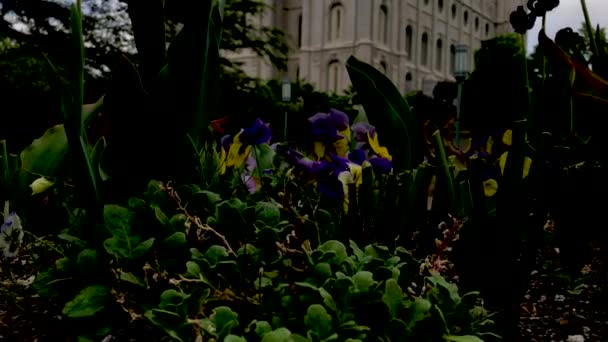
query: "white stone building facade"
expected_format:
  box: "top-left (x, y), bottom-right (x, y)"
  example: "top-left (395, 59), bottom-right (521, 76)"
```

top-left (225, 0), bottom-right (520, 95)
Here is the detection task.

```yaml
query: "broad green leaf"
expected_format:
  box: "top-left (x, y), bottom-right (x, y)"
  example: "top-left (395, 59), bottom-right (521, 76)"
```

top-left (304, 304), bottom-right (333, 339)
top-left (405, 297), bottom-right (432, 331)
top-left (432, 130), bottom-right (457, 213)
top-left (249, 320), bottom-right (272, 337)
top-left (225, 336), bottom-right (247, 342)
top-left (163, 232), bottom-right (187, 249)
top-left (253, 144), bottom-right (276, 174)
top-left (159, 289), bottom-right (189, 310)
top-left (185, 261), bottom-right (202, 277)
top-left (345, 56), bottom-right (422, 170)
top-left (352, 271), bottom-right (375, 292)
top-left (261, 328), bottom-right (292, 342)
top-left (205, 245), bottom-right (229, 266)
top-left (383, 279), bottom-right (404, 318)
top-left (443, 335), bottom-right (484, 342)
top-left (29, 177), bottom-right (55, 195)
top-left (20, 125), bottom-right (68, 177)
top-left (314, 263), bottom-right (333, 281)
top-left (255, 201), bottom-right (281, 226)
top-left (119, 271), bottom-right (146, 287)
top-left (319, 287), bottom-right (337, 312)
top-left (62, 285), bottom-right (110, 318)
top-left (209, 306), bottom-right (239, 338)
top-left (144, 309), bottom-right (184, 342)
top-left (318, 240), bottom-right (348, 265)
top-left (131, 238), bottom-right (155, 259)
top-left (103, 205), bottom-right (135, 258)
top-left (76, 249), bottom-right (98, 272)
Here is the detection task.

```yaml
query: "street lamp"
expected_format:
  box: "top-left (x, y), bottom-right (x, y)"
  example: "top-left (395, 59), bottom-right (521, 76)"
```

top-left (453, 44), bottom-right (469, 148)
top-left (281, 76), bottom-right (292, 141)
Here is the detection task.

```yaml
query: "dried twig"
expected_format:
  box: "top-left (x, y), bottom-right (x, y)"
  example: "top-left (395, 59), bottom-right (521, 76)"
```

top-left (161, 182), bottom-right (235, 255)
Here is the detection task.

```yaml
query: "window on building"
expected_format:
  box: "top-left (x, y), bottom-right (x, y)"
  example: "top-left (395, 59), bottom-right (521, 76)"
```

top-left (464, 10), bottom-right (468, 25)
top-left (451, 4), bottom-right (457, 19)
top-left (436, 39), bottom-right (443, 71)
top-left (424, 0), bottom-right (429, 5)
top-left (421, 33), bottom-right (429, 66)
top-left (298, 15), bottom-right (302, 47)
top-left (380, 61), bottom-right (387, 74)
top-left (485, 23), bottom-right (490, 36)
top-left (405, 25), bottom-right (413, 60)
top-left (405, 72), bottom-right (413, 93)
top-left (438, 0), bottom-right (444, 12)
top-left (449, 44), bottom-right (456, 74)
top-left (379, 4), bottom-right (388, 44)
top-left (328, 60), bottom-right (341, 93)
top-left (329, 3), bottom-right (344, 42)
top-left (475, 17), bottom-right (479, 31)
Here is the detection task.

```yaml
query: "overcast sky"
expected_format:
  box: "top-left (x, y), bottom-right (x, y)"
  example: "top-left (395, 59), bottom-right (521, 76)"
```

top-left (527, 0), bottom-right (608, 53)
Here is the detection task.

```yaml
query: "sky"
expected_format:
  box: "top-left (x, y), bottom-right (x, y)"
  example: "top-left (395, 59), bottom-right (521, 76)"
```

top-left (526, 0), bottom-right (608, 54)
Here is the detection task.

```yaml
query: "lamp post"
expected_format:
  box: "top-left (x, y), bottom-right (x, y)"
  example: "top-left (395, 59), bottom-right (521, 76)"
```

top-left (281, 76), bottom-right (292, 141)
top-left (454, 44), bottom-right (469, 148)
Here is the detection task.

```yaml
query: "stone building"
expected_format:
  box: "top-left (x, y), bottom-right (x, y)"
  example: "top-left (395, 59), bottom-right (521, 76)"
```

top-left (225, 0), bottom-right (521, 95)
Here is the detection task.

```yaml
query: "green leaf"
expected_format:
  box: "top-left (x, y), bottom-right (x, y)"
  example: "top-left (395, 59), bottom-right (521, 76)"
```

top-left (20, 125), bottom-right (68, 177)
top-left (144, 309), bottom-right (185, 342)
top-left (159, 289), bottom-right (189, 310)
top-left (209, 306), bottom-right (239, 338)
top-left (185, 261), bottom-right (202, 277)
top-left (119, 272), bottom-right (146, 287)
top-left (76, 249), bottom-right (98, 272)
top-left (253, 144), bottom-right (276, 174)
top-left (405, 297), bottom-right (432, 331)
top-left (103, 205), bottom-right (135, 258)
top-left (249, 320), bottom-right (272, 337)
top-left (225, 336), bottom-right (247, 342)
top-left (261, 328), bottom-right (292, 342)
top-left (443, 335), bottom-right (484, 342)
top-left (319, 287), bottom-right (338, 312)
top-left (163, 232), bottom-right (187, 249)
top-left (205, 245), bottom-right (229, 266)
top-left (255, 201), bottom-right (281, 226)
top-left (318, 240), bottom-right (348, 265)
top-left (352, 271), bottom-right (375, 293)
top-left (345, 56), bottom-right (422, 170)
top-left (432, 130), bottom-right (457, 213)
top-left (62, 285), bottom-right (110, 318)
top-left (383, 279), bottom-right (404, 318)
top-left (304, 304), bottom-right (333, 339)
top-left (131, 238), bottom-right (155, 259)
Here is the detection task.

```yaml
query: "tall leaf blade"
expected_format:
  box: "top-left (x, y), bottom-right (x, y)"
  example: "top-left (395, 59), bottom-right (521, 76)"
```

top-left (345, 56), bottom-right (422, 171)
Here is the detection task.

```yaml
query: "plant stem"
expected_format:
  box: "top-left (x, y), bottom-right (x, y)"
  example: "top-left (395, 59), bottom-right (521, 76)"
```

top-left (580, 0), bottom-right (599, 57)
top-left (541, 15), bottom-right (547, 84)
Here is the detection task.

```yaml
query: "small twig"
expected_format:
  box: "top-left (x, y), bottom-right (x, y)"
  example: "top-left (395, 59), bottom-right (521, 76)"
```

top-left (162, 182), bottom-right (235, 255)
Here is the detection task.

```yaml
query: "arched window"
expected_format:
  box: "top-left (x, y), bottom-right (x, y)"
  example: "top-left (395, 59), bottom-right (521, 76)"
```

top-left (380, 61), bottom-right (387, 74)
top-left (405, 25), bottom-right (413, 60)
top-left (485, 23), bottom-right (490, 37)
top-left (421, 33), bottom-right (429, 66)
top-left (405, 72), bottom-right (413, 93)
top-left (463, 10), bottom-right (468, 26)
top-left (379, 4), bottom-right (389, 44)
top-left (328, 60), bottom-right (341, 93)
top-left (449, 44), bottom-right (456, 74)
top-left (329, 3), bottom-right (344, 41)
top-left (298, 15), bottom-right (303, 47)
top-left (475, 17), bottom-right (479, 31)
top-left (451, 4), bottom-right (457, 19)
top-left (436, 39), bottom-right (443, 71)
top-left (438, 0), bottom-right (444, 12)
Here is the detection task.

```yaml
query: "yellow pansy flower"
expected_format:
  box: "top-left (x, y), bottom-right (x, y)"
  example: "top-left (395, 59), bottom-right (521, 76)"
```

top-left (226, 131), bottom-right (252, 170)
top-left (499, 151), bottom-right (532, 178)
top-left (367, 132), bottom-right (392, 161)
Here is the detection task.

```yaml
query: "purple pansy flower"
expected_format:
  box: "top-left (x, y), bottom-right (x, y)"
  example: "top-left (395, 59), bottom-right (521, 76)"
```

top-left (309, 109), bottom-right (350, 142)
top-left (287, 150), bottom-right (351, 198)
top-left (240, 118), bottom-right (272, 146)
top-left (351, 122), bottom-right (376, 143)
top-left (369, 157), bottom-right (393, 174)
top-left (348, 149), bottom-right (367, 165)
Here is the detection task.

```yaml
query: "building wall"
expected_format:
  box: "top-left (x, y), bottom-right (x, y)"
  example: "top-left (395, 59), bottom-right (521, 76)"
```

top-left (226, 0), bottom-right (520, 95)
